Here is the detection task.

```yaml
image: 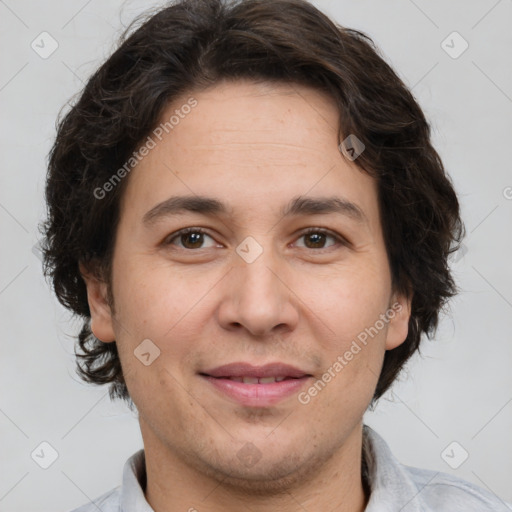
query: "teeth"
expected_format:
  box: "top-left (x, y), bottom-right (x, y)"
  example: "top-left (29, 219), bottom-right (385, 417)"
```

top-left (242, 377), bottom-right (259, 384)
top-left (225, 376), bottom-right (289, 384)
top-left (259, 376), bottom-right (277, 384)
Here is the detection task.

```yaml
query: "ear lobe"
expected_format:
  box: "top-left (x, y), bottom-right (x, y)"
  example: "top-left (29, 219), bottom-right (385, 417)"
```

top-left (79, 262), bottom-right (116, 343)
top-left (384, 291), bottom-right (412, 351)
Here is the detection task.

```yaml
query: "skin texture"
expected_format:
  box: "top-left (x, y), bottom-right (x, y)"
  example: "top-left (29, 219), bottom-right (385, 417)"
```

top-left (81, 79), bottom-right (412, 512)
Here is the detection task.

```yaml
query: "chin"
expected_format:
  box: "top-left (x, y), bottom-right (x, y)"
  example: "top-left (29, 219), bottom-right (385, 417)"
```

top-left (193, 442), bottom-right (333, 497)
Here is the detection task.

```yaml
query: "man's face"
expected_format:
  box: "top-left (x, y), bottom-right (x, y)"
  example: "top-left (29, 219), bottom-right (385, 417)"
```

top-left (84, 80), bottom-right (410, 490)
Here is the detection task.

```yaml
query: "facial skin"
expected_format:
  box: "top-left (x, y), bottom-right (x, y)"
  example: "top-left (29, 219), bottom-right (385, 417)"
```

top-left (81, 79), bottom-right (411, 512)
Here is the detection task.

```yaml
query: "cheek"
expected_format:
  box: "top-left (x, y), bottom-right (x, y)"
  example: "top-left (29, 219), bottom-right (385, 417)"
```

top-left (113, 255), bottom-right (181, 324)
top-left (304, 260), bottom-right (391, 333)
top-left (303, 263), bottom-right (391, 396)
top-left (111, 255), bottom-right (215, 361)
top-left (109, 259), bottom-right (203, 407)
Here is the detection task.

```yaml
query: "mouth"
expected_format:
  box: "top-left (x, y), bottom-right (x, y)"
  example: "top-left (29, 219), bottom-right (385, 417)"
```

top-left (201, 375), bottom-right (302, 384)
top-left (199, 362), bottom-right (313, 406)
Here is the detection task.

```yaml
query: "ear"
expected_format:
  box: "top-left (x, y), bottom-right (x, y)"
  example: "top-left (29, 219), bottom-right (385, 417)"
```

top-left (384, 290), bottom-right (412, 351)
top-left (79, 262), bottom-right (116, 343)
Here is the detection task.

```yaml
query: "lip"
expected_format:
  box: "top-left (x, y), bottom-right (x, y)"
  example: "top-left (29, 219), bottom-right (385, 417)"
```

top-left (201, 362), bottom-right (311, 379)
top-left (199, 362), bottom-right (313, 407)
top-left (201, 375), bottom-right (312, 407)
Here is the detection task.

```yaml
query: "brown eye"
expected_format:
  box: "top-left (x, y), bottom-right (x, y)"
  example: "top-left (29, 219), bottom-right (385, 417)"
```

top-left (166, 228), bottom-right (217, 249)
top-left (304, 232), bottom-right (328, 249)
top-left (295, 229), bottom-right (344, 250)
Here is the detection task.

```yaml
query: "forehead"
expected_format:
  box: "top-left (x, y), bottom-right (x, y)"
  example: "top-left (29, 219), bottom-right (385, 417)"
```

top-left (174, 79), bottom-right (339, 157)
top-left (119, 79), bottom-right (380, 231)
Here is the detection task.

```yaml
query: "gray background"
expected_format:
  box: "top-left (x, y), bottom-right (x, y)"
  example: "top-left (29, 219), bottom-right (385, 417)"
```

top-left (1, 0), bottom-right (511, 511)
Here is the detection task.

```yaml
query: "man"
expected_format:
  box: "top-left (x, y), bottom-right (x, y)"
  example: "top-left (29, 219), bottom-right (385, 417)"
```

top-left (42, 0), bottom-right (510, 510)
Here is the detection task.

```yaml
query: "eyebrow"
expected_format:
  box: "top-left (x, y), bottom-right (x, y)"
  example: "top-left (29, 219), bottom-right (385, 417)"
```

top-left (142, 194), bottom-right (367, 226)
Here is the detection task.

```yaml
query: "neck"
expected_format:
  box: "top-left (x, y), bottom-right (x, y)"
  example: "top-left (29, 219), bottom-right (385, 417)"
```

top-left (141, 421), bottom-right (369, 512)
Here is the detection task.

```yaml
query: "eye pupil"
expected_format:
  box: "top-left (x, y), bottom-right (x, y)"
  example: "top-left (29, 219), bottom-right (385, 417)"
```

top-left (182, 232), bottom-right (204, 248)
top-left (305, 232), bottom-right (326, 248)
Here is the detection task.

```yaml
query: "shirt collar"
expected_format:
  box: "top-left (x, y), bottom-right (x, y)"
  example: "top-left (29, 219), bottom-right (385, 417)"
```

top-left (120, 447), bottom-right (154, 512)
top-left (362, 424), bottom-right (426, 511)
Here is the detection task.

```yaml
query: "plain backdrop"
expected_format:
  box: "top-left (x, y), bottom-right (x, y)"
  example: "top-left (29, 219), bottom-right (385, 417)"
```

top-left (1, 0), bottom-right (511, 511)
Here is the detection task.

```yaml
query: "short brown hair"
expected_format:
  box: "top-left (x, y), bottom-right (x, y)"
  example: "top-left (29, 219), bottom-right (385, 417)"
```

top-left (42, 0), bottom-right (464, 406)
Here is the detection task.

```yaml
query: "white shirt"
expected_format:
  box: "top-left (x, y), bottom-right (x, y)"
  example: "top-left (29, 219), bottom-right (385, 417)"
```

top-left (70, 425), bottom-right (512, 511)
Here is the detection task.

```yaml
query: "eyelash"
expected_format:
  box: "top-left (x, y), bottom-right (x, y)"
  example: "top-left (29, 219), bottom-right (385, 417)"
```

top-left (165, 226), bottom-right (347, 251)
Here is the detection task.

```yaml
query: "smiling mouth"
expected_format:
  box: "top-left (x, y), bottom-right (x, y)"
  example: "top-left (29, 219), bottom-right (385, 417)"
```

top-left (199, 373), bottom-right (313, 407)
top-left (199, 374), bottom-right (302, 384)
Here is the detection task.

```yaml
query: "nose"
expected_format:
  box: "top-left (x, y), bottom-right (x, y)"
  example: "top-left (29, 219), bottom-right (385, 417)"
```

top-left (216, 243), bottom-right (299, 338)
